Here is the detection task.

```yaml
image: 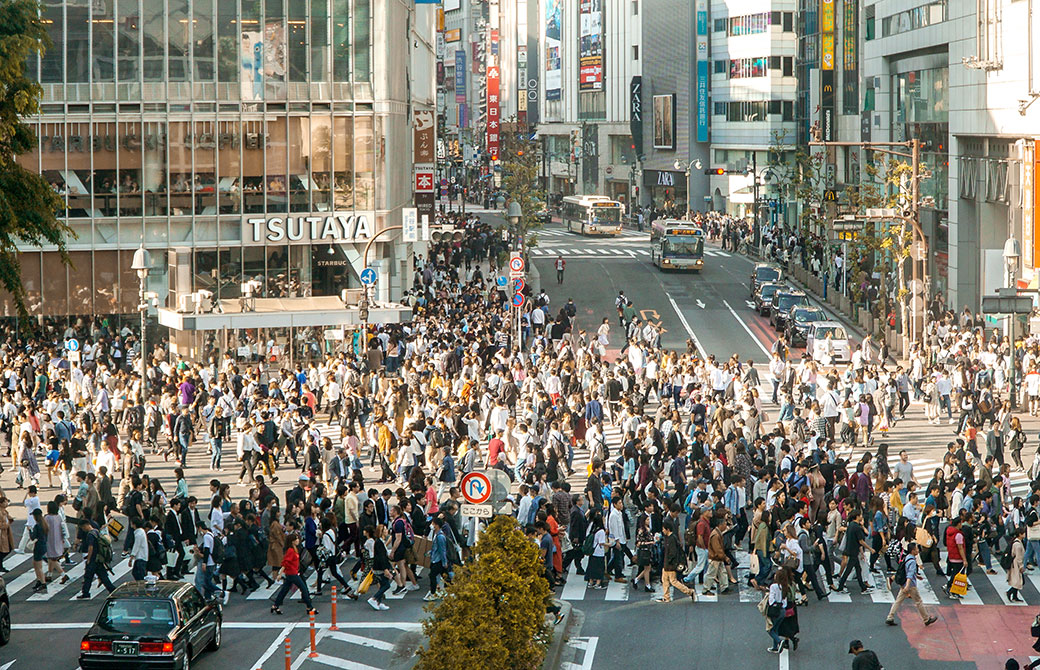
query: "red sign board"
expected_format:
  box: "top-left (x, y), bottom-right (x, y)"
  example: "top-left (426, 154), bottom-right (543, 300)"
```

top-left (461, 472), bottom-right (492, 504)
top-left (487, 65), bottom-right (500, 160)
top-left (414, 170), bottom-right (434, 193)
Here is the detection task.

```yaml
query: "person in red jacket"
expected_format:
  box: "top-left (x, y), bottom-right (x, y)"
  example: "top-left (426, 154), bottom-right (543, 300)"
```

top-left (270, 533), bottom-right (316, 614)
top-left (943, 516), bottom-right (966, 598)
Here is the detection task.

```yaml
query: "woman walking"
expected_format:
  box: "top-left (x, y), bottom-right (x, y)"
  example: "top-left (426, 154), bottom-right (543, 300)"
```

top-left (44, 500), bottom-right (69, 585)
top-left (30, 509), bottom-right (48, 593)
top-left (631, 513), bottom-right (655, 592)
top-left (0, 497), bottom-right (14, 572)
top-left (765, 569), bottom-right (788, 653)
top-left (1007, 525), bottom-right (1026, 602)
top-left (584, 511), bottom-right (608, 589)
top-left (364, 524), bottom-right (394, 611)
top-left (270, 533), bottom-right (316, 615)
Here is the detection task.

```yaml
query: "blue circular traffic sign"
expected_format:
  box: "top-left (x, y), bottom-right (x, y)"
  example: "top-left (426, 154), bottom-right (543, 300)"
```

top-left (511, 293), bottom-right (525, 307)
top-left (496, 275), bottom-right (508, 287)
top-left (360, 268), bottom-right (377, 286)
top-left (65, 338), bottom-right (80, 352)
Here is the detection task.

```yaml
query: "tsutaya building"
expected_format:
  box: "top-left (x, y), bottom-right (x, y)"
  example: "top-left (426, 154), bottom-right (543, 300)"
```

top-left (4, 0), bottom-right (428, 323)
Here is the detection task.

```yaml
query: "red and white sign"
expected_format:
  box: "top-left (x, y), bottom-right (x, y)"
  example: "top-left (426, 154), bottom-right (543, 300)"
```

top-left (414, 169), bottom-right (435, 193)
top-left (461, 471), bottom-right (492, 504)
top-left (487, 65), bottom-right (500, 160)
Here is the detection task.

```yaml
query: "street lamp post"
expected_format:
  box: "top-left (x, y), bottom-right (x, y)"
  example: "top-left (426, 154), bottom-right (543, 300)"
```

top-left (131, 247), bottom-right (151, 403)
top-left (1004, 237), bottom-right (1022, 408)
top-left (359, 225), bottom-right (404, 352)
top-left (673, 158), bottom-right (702, 217)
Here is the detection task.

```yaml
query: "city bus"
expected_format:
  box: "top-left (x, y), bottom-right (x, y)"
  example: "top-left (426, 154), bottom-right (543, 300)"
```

top-left (560, 195), bottom-right (624, 235)
top-left (649, 220), bottom-right (706, 271)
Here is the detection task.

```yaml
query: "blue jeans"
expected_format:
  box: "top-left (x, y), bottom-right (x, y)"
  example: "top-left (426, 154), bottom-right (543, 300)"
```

top-left (768, 611), bottom-right (784, 649)
top-left (939, 395), bottom-right (952, 419)
top-left (82, 560), bottom-right (115, 597)
top-left (178, 433), bottom-right (190, 465)
top-left (1025, 539), bottom-right (1040, 567)
top-left (372, 573), bottom-right (392, 603)
top-left (211, 438), bottom-right (222, 469)
top-left (195, 563), bottom-right (220, 600)
top-left (755, 549), bottom-right (771, 583)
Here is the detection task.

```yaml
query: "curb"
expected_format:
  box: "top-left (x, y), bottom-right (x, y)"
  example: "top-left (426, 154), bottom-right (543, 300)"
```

top-left (541, 600), bottom-right (572, 670)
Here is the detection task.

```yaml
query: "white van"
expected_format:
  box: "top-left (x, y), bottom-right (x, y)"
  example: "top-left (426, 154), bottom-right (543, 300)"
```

top-left (806, 321), bottom-right (851, 364)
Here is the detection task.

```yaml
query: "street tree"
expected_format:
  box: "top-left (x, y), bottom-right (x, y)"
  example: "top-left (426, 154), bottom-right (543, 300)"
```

top-left (415, 515), bottom-right (552, 670)
top-left (500, 126), bottom-right (546, 252)
top-left (0, 0), bottom-right (73, 318)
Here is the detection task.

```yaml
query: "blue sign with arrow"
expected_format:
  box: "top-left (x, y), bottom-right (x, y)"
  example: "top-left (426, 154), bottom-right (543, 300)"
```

top-left (360, 268), bottom-right (377, 286)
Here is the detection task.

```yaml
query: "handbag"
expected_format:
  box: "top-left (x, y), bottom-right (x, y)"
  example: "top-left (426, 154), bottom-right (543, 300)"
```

top-left (357, 570), bottom-right (374, 594)
top-left (749, 552), bottom-right (760, 575)
top-left (107, 518), bottom-right (124, 541)
top-left (950, 569), bottom-right (969, 596)
top-left (560, 532), bottom-right (573, 554)
top-left (915, 526), bottom-right (934, 548)
top-left (756, 594), bottom-right (769, 616)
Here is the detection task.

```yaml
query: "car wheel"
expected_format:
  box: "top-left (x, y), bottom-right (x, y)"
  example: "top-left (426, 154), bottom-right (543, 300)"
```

top-left (0, 601), bottom-right (10, 646)
top-left (208, 619), bottom-right (222, 651)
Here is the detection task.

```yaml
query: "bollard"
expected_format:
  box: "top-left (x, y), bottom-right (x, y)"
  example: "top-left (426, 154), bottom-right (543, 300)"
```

top-left (330, 585), bottom-right (339, 631)
top-left (308, 609), bottom-right (319, 657)
top-left (283, 636), bottom-right (291, 670)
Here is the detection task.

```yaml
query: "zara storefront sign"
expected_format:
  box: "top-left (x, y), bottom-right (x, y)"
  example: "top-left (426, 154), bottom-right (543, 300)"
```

top-left (246, 213), bottom-right (375, 244)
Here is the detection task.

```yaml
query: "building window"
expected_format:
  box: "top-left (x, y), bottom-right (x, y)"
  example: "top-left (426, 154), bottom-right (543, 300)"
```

top-left (632, 0), bottom-right (638, 15)
top-left (881, 0), bottom-right (947, 37)
top-left (713, 18), bottom-right (726, 32)
top-left (714, 60), bottom-right (726, 74)
top-left (632, 45), bottom-right (639, 60)
top-left (609, 136), bottom-right (636, 165)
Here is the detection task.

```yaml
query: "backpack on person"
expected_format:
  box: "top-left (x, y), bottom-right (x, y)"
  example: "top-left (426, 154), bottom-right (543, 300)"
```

top-left (94, 530), bottom-right (113, 567)
top-left (581, 532), bottom-right (597, 556)
top-left (208, 532), bottom-right (225, 563)
top-left (1000, 549), bottom-right (1014, 571)
top-left (893, 555), bottom-right (910, 588)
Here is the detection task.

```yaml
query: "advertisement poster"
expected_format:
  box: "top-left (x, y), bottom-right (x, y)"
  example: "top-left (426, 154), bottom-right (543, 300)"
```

top-left (264, 21), bottom-right (286, 96)
top-left (695, 0), bottom-right (709, 142)
top-left (455, 50), bottom-right (466, 103)
top-left (545, 0), bottom-right (562, 100)
top-left (241, 31), bottom-right (263, 100)
top-left (487, 65), bottom-right (500, 159)
top-left (842, 0), bottom-right (859, 114)
top-left (653, 94), bottom-right (674, 150)
top-left (578, 0), bottom-right (602, 91)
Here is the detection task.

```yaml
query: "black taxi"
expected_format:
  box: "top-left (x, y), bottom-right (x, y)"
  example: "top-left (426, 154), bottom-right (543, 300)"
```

top-left (79, 578), bottom-right (221, 670)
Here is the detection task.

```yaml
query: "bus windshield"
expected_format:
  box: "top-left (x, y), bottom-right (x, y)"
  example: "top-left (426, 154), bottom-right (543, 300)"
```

top-left (663, 235), bottom-right (704, 258)
top-left (591, 207), bottom-right (622, 223)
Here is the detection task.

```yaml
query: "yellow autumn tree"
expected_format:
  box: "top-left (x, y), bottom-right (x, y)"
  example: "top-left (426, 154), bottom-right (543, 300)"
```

top-left (415, 515), bottom-right (552, 670)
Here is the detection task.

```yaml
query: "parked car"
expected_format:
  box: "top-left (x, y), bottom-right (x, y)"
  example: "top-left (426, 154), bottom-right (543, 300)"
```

top-left (806, 321), bottom-right (852, 364)
top-left (785, 306), bottom-right (827, 345)
top-left (754, 282), bottom-right (783, 315)
top-left (535, 207), bottom-right (552, 223)
top-left (750, 263), bottom-right (783, 297)
top-left (79, 579), bottom-right (221, 670)
top-left (0, 574), bottom-right (10, 647)
top-left (769, 288), bottom-right (810, 329)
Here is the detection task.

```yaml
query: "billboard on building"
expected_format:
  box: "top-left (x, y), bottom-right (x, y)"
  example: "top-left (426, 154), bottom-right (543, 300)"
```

top-left (241, 31), bottom-right (263, 100)
top-left (578, 0), bottom-right (603, 91)
top-left (843, 0), bottom-right (859, 114)
top-left (487, 64), bottom-right (500, 159)
top-left (264, 21), bottom-right (286, 96)
top-left (545, 0), bottom-right (562, 100)
top-left (653, 94), bottom-right (675, 150)
top-left (455, 50), bottom-right (466, 103)
top-left (695, 0), bottom-right (709, 142)
top-left (630, 77), bottom-right (643, 157)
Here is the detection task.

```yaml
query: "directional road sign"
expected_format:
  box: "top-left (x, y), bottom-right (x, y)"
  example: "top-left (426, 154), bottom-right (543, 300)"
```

top-left (360, 268), bottom-right (377, 286)
top-left (65, 338), bottom-right (80, 352)
top-left (508, 256), bottom-right (525, 273)
top-left (496, 275), bottom-right (508, 288)
top-left (460, 471), bottom-right (492, 504)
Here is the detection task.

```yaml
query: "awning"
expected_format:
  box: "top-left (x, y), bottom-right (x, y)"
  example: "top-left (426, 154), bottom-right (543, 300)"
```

top-left (157, 295), bottom-right (412, 331)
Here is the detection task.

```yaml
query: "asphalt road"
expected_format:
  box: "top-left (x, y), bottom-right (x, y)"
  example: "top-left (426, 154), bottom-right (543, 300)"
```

top-left (4, 215), bottom-right (1039, 670)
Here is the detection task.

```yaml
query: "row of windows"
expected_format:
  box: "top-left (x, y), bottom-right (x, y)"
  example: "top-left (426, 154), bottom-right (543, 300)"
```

top-left (713, 56), bottom-right (795, 78)
top-left (881, 0), bottom-right (947, 37)
top-left (32, 0), bottom-right (371, 94)
top-left (713, 12), bottom-right (794, 36)
top-left (712, 100), bottom-right (795, 122)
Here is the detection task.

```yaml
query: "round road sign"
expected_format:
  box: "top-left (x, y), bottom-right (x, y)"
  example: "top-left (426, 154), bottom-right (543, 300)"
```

top-left (508, 256), bottom-right (525, 273)
top-left (360, 268), bottom-right (377, 286)
top-left (460, 472), bottom-right (492, 504)
top-left (495, 275), bottom-right (508, 287)
top-left (65, 338), bottom-right (80, 352)
top-left (513, 278), bottom-right (525, 293)
top-left (511, 293), bottom-right (526, 308)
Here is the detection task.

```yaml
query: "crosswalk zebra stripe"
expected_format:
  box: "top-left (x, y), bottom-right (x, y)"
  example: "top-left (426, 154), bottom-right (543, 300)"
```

top-left (28, 559), bottom-right (87, 601)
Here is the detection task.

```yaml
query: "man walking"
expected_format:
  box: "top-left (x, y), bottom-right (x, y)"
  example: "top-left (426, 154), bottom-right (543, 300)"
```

top-left (848, 640), bottom-right (882, 670)
top-left (885, 542), bottom-right (938, 626)
top-left (555, 256), bottom-right (566, 284)
top-left (656, 521), bottom-right (696, 603)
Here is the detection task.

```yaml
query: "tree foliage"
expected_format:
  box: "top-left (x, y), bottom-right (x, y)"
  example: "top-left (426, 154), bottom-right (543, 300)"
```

top-left (415, 515), bottom-right (552, 670)
top-left (0, 0), bottom-right (72, 318)
top-left (500, 128), bottom-right (546, 249)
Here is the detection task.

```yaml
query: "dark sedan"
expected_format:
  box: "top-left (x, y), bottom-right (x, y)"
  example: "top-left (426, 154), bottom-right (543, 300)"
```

top-left (785, 305), bottom-right (826, 344)
top-left (80, 580), bottom-right (221, 670)
top-left (769, 289), bottom-right (811, 329)
top-left (750, 263), bottom-right (782, 297)
top-left (754, 282), bottom-right (783, 315)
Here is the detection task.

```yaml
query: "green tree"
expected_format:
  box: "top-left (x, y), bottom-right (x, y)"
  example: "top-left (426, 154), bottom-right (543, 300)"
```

top-left (0, 0), bottom-right (72, 318)
top-left (500, 127), bottom-right (546, 250)
top-left (415, 515), bottom-right (552, 670)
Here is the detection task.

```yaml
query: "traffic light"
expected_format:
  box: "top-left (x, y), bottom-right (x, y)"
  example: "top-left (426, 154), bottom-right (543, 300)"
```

top-left (430, 224), bottom-right (464, 243)
top-left (705, 168), bottom-right (727, 175)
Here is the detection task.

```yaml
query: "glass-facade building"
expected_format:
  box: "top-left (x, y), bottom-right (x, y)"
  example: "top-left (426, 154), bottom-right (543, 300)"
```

top-left (11, 0), bottom-right (414, 319)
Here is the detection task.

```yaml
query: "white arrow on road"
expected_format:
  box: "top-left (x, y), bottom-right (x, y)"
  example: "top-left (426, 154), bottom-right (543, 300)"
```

top-left (696, 299), bottom-right (705, 309)
top-left (1, 660), bottom-right (15, 670)
top-left (745, 300), bottom-right (755, 309)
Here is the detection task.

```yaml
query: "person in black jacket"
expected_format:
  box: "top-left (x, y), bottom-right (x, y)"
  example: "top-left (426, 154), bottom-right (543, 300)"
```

top-left (164, 498), bottom-right (186, 578)
top-left (660, 520), bottom-right (697, 603)
top-left (563, 495), bottom-right (587, 574)
top-left (365, 524), bottom-right (394, 610)
top-left (180, 496), bottom-right (202, 548)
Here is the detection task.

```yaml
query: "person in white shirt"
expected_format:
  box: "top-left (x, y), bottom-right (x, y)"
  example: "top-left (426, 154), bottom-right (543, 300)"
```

top-left (129, 518), bottom-right (149, 580)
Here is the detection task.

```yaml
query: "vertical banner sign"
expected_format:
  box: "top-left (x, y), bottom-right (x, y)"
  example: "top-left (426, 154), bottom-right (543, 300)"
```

top-left (402, 207), bottom-right (418, 243)
top-left (842, 0), bottom-right (859, 115)
top-left (695, 0), bottom-right (710, 142)
top-left (1033, 140), bottom-right (1040, 267)
top-left (545, 0), bottom-right (562, 100)
top-left (629, 76), bottom-right (643, 158)
top-left (1024, 142), bottom-right (1034, 268)
top-left (578, 0), bottom-right (603, 91)
top-left (820, 0), bottom-right (836, 141)
top-left (414, 110), bottom-right (436, 222)
top-left (458, 103), bottom-right (468, 129)
top-left (517, 45), bottom-right (528, 124)
top-left (455, 50), bottom-right (466, 102)
top-left (487, 64), bottom-right (500, 160)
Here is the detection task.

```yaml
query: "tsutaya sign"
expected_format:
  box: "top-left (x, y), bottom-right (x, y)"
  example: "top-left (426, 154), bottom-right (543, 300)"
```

top-left (246, 213), bottom-right (375, 244)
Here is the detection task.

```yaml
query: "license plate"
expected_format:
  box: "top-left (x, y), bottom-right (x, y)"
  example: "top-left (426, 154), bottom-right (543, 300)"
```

top-left (113, 642), bottom-right (139, 656)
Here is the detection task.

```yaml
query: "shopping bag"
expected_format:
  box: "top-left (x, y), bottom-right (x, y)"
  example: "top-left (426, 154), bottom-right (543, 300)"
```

top-left (357, 571), bottom-right (374, 594)
top-left (107, 518), bottom-right (124, 541)
top-left (749, 552), bottom-right (760, 575)
top-left (950, 569), bottom-right (969, 596)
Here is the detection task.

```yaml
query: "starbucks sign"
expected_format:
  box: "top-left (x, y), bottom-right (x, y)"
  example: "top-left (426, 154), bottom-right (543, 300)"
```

top-left (245, 213), bottom-right (376, 244)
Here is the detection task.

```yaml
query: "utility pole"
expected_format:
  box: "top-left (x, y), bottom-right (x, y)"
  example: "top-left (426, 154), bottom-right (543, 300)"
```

top-left (751, 152), bottom-right (760, 249)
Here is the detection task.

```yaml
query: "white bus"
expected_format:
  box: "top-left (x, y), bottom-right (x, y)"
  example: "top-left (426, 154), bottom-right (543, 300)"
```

top-left (649, 220), bottom-right (706, 271)
top-left (560, 195), bottom-right (624, 235)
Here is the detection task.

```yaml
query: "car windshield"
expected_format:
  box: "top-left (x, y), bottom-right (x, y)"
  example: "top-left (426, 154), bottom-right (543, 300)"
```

top-left (794, 310), bottom-right (824, 324)
top-left (99, 599), bottom-right (177, 632)
top-left (591, 207), bottom-right (622, 223)
top-left (777, 294), bottom-right (809, 312)
top-left (815, 326), bottom-right (848, 340)
top-left (755, 267), bottom-right (780, 282)
top-left (759, 284), bottom-right (781, 299)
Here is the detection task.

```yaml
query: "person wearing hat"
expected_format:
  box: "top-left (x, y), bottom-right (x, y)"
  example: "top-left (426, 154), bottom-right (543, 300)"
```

top-left (848, 640), bottom-right (882, 669)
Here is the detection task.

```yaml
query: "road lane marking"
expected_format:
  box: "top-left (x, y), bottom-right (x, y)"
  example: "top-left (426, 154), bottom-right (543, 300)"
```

top-left (666, 293), bottom-right (707, 359)
top-left (722, 299), bottom-right (771, 357)
top-left (696, 300), bottom-right (705, 309)
top-left (250, 624), bottom-right (295, 669)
